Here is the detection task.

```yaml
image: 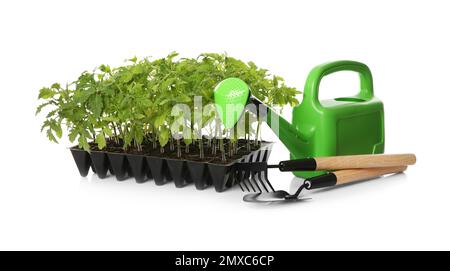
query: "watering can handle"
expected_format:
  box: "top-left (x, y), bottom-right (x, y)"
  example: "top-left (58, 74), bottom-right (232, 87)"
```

top-left (303, 60), bottom-right (374, 108)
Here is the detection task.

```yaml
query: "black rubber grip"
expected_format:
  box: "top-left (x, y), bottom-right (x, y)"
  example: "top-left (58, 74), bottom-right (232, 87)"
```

top-left (304, 173), bottom-right (337, 190)
top-left (278, 158), bottom-right (317, 171)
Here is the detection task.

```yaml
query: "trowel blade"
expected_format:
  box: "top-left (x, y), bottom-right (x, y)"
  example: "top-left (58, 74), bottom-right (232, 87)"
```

top-left (243, 192), bottom-right (311, 203)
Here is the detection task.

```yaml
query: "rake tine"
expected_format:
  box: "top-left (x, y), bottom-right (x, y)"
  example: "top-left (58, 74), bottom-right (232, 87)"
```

top-left (261, 170), bottom-right (275, 192)
top-left (243, 168), bottom-right (256, 192)
top-left (242, 168), bottom-right (258, 193)
top-left (235, 167), bottom-right (245, 192)
top-left (255, 171), bottom-right (269, 193)
top-left (237, 178), bottom-right (245, 192)
top-left (245, 176), bottom-right (257, 192)
top-left (243, 167), bottom-right (251, 181)
top-left (249, 172), bottom-right (262, 193)
top-left (239, 170), bottom-right (251, 192)
top-left (236, 163), bottom-right (275, 193)
top-left (236, 165), bottom-right (253, 192)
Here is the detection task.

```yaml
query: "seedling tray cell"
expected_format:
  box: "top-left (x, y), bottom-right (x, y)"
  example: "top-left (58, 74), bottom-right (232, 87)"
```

top-left (107, 152), bottom-right (130, 181)
top-left (70, 148), bottom-right (91, 177)
top-left (127, 154), bottom-right (148, 183)
top-left (90, 151), bottom-right (109, 179)
top-left (146, 156), bottom-right (172, 185)
top-left (186, 161), bottom-right (212, 190)
top-left (165, 158), bottom-right (192, 188)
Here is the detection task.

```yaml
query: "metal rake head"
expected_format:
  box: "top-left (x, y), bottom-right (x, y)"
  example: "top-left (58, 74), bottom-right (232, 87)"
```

top-left (235, 163), bottom-right (275, 193)
top-left (236, 162), bottom-right (311, 203)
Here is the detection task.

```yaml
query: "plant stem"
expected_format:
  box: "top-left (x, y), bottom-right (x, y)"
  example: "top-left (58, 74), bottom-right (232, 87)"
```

top-left (112, 123), bottom-right (119, 144)
top-left (212, 138), bottom-right (216, 155)
top-left (199, 138), bottom-right (204, 160)
top-left (170, 137), bottom-right (174, 151)
top-left (219, 138), bottom-right (225, 161)
top-left (254, 121), bottom-right (261, 146)
top-left (152, 127), bottom-right (157, 149)
top-left (176, 138), bottom-right (181, 158)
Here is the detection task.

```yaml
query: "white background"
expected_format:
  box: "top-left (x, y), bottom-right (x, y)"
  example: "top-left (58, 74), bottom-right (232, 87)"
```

top-left (1, 0), bottom-right (449, 250)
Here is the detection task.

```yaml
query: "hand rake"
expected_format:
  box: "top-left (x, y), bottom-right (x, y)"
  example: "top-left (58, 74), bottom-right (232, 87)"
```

top-left (235, 153), bottom-right (416, 202)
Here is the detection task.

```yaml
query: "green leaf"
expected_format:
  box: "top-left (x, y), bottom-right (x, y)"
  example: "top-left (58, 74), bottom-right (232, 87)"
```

top-left (161, 77), bottom-right (176, 90)
top-left (154, 112), bottom-right (167, 127)
top-left (35, 102), bottom-right (51, 115)
top-left (129, 56), bottom-right (138, 63)
top-left (132, 65), bottom-right (143, 75)
top-left (73, 89), bottom-right (94, 103)
top-left (68, 129), bottom-right (78, 142)
top-left (135, 113), bottom-right (145, 120)
top-left (159, 98), bottom-right (170, 105)
top-left (93, 95), bottom-right (103, 116)
top-left (78, 136), bottom-right (90, 152)
top-left (122, 72), bottom-right (133, 83)
top-left (54, 124), bottom-right (63, 138)
top-left (178, 94), bottom-right (191, 103)
top-left (96, 133), bottom-right (106, 150)
top-left (167, 51), bottom-right (179, 61)
top-left (40, 120), bottom-right (49, 132)
top-left (47, 120), bottom-right (62, 138)
top-left (46, 129), bottom-right (58, 143)
top-left (102, 126), bottom-right (113, 137)
top-left (103, 116), bottom-right (119, 122)
top-left (123, 132), bottom-right (133, 149)
top-left (46, 109), bottom-right (57, 118)
top-left (134, 127), bottom-right (144, 145)
top-left (99, 64), bottom-right (111, 73)
top-left (38, 87), bottom-right (55, 99)
top-left (159, 127), bottom-right (169, 147)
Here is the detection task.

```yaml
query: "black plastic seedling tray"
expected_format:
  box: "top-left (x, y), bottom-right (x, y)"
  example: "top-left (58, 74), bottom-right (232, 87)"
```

top-left (70, 143), bottom-right (273, 192)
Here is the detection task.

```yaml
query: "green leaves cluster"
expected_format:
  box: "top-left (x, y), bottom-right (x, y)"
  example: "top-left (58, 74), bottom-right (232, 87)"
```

top-left (36, 52), bottom-right (301, 157)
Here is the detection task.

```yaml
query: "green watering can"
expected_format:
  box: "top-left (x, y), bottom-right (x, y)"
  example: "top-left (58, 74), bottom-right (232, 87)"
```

top-left (214, 60), bottom-right (385, 178)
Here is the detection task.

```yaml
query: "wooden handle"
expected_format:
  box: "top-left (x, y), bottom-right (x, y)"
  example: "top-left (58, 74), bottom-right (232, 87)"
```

top-left (333, 166), bottom-right (407, 185)
top-left (315, 153), bottom-right (416, 170)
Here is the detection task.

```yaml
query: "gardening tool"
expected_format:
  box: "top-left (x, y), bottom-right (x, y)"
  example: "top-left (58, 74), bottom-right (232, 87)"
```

top-left (235, 153), bottom-right (416, 193)
top-left (214, 60), bottom-right (385, 179)
top-left (243, 166), bottom-right (407, 203)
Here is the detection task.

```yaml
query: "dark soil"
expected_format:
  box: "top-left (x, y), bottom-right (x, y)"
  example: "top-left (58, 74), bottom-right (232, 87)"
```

top-left (81, 137), bottom-right (267, 164)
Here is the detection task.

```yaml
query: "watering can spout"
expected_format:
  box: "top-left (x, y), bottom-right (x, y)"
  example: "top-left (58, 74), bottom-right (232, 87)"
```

top-left (250, 97), bottom-right (305, 159)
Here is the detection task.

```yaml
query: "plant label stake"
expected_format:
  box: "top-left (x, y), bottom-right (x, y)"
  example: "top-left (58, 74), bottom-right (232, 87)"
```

top-left (213, 77), bottom-right (250, 129)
